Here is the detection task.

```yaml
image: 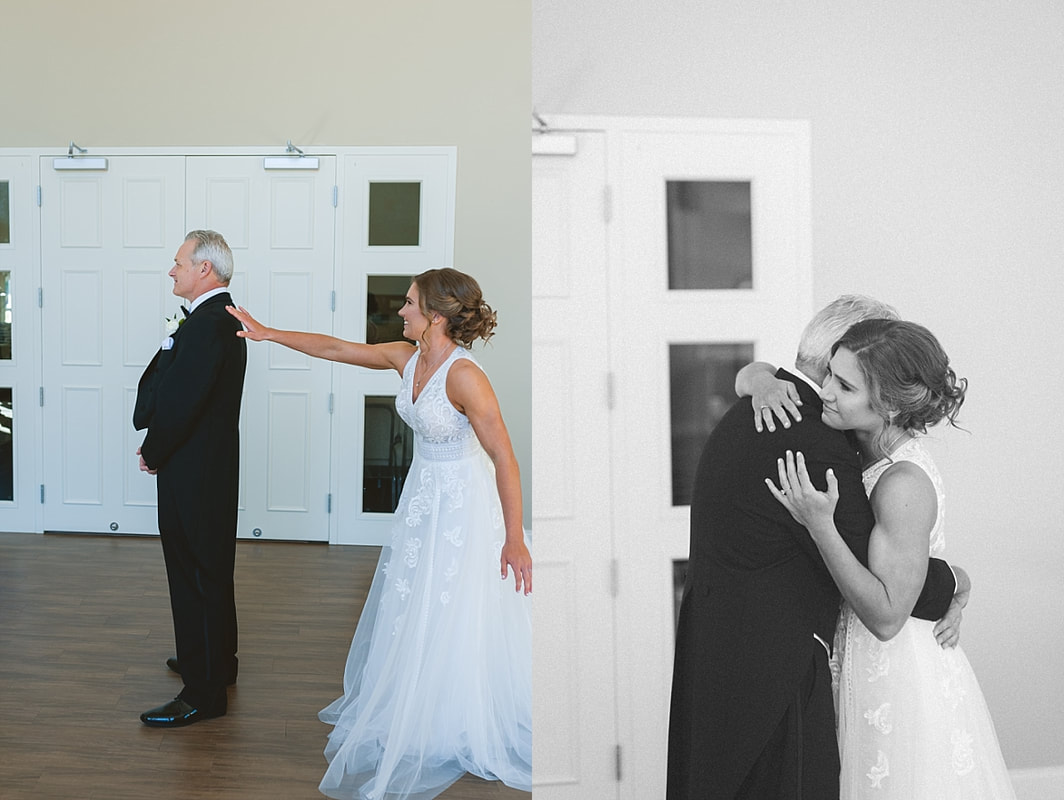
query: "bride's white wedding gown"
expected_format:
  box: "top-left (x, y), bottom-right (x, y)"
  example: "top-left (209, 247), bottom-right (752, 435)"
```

top-left (832, 437), bottom-right (1015, 799)
top-left (318, 347), bottom-right (532, 800)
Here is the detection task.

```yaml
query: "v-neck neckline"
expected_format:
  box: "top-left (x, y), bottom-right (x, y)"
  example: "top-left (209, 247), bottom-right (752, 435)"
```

top-left (410, 347), bottom-right (456, 405)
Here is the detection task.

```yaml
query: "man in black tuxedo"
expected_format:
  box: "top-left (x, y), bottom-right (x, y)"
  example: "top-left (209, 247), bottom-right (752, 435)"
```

top-left (134, 230), bottom-right (246, 727)
top-left (667, 296), bottom-right (961, 798)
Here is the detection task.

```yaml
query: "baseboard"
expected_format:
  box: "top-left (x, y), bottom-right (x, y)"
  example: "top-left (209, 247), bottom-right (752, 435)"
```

top-left (1011, 766), bottom-right (1064, 800)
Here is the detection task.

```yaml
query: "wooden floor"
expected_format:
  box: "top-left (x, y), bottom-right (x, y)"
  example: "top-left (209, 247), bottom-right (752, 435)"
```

top-left (0, 532), bottom-right (529, 800)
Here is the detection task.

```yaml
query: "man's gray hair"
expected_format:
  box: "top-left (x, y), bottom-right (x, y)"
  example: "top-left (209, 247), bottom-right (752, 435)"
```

top-left (185, 230), bottom-right (234, 284)
top-left (795, 295), bottom-right (900, 382)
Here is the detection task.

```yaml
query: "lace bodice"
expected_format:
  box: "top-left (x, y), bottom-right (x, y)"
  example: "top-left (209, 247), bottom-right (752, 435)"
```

top-left (862, 436), bottom-right (946, 556)
top-left (395, 347), bottom-right (482, 456)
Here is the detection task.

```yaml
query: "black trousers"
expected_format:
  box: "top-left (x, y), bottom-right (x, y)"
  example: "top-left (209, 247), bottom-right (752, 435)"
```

top-left (159, 528), bottom-right (237, 711)
top-left (736, 646), bottom-right (839, 800)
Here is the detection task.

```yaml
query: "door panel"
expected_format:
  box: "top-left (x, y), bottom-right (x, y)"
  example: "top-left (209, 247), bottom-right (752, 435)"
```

top-left (333, 151), bottom-right (455, 545)
top-left (0, 155), bottom-right (41, 532)
top-left (531, 132), bottom-right (619, 799)
top-left (608, 122), bottom-right (813, 796)
top-left (187, 155), bottom-right (337, 542)
top-left (40, 155), bottom-right (185, 534)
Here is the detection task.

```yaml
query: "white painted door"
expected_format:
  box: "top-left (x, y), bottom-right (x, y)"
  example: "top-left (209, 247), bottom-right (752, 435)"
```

top-left (531, 131), bottom-right (620, 799)
top-left (0, 155), bottom-right (43, 532)
top-left (332, 150), bottom-right (456, 545)
top-left (606, 121), bottom-right (812, 797)
top-left (186, 155), bottom-right (337, 542)
top-left (40, 155), bottom-right (186, 534)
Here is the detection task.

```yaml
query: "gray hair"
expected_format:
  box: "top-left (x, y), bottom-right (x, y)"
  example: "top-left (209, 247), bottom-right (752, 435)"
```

top-left (185, 230), bottom-right (234, 283)
top-left (795, 294), bottom-right (900, 383)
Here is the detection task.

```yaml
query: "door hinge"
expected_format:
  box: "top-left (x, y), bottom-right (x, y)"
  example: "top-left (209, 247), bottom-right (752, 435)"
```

top-left (330, 290), bottom-right (336, 312)
top-left (38, 287), bottom-right (43, 308)
top-left (39, 387), bottom-right (44, 407)
top-left (610, 558), bottom-right (619, 597)
top-left (332, 185), bottom-right (338, 208)
top-left (40, 484), bottom-right (45, 504)
top-left (36, 185), bottom-right (42, 207)
top-left (615, 743), bottom-right (623, 781)
top-left (327, 493), bottom-right (332, 513)
top-left (328, 393), bottom-right (334, 414)
top-left (606, 371), bottom-right (615, 410)
top-left (603, 184), bottom-right (613, 224)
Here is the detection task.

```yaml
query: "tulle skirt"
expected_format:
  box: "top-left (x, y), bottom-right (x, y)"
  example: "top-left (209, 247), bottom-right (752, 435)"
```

top-left (318, 448), bottom-right (532, 800)
top-left (834, 607), bottom-right (1016, 800)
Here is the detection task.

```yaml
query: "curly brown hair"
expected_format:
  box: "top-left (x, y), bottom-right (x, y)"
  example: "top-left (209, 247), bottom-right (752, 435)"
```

top-left (412, 268), bottom-right (497, 347)
top-left (832, 318), bottom-right (967, 459)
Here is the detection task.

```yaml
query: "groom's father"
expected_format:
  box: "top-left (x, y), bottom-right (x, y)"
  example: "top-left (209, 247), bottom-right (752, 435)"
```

top-left (667, 296), bottom-right (960, 799)
top-left (134, 230), bottom-right (246, 727)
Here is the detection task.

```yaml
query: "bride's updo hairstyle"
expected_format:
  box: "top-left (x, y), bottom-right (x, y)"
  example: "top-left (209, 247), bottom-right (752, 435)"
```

top-left (413, 268), bottom-right (497, 348)
top-left (832, 318), bottom-right (967, 459)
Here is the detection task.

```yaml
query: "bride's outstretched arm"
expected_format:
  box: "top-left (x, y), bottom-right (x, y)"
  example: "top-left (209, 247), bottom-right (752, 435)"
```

top-left (226, 305), bottom-right (414, 373)
top-left (448, 360), bottom-right (531, 596)
top-left (767, 450), bottom-right (935, 640)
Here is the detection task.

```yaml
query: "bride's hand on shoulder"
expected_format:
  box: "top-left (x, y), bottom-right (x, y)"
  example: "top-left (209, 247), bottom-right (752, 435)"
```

top-left (501, 538), bottom-right (532, 595)
top-left (226, 305), bottom-right (271, 342)
top-left (765, 450), bottom-right (839, 535)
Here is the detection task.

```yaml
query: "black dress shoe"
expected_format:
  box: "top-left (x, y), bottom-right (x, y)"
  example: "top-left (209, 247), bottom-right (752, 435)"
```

top-left (140, 698), bottom-right (225, 727)
top-left (166, 657), bottom-right (237, 686)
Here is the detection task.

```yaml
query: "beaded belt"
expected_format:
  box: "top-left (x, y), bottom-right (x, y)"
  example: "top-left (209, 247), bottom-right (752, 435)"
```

top-left (416, 436), bottom-right (482, 461)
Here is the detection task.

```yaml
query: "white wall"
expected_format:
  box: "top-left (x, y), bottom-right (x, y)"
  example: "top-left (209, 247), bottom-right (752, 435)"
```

top-left (535, 0), bottom-right (1064, 773)
top-left (3, 0), bottom-right (531, 527)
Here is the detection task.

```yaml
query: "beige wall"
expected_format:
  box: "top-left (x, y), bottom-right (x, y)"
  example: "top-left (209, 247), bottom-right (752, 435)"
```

top-left (4, 0), bottom-right (532, 526)
top-left (535, 0), bottom-right (1064, 773)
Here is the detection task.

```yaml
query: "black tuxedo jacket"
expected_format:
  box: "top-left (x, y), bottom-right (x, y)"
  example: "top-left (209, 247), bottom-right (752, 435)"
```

top-left (667, 369), bottom-right (956, 798)
top-left (134, 292), bottom-right (247, 566)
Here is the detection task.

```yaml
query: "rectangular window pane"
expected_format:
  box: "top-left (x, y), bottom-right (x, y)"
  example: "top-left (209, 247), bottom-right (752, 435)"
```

top-left (0, 388), bottom-right (12, 501)
top-left (368, 182), bottom-right (421, 246)
top-left (669, 342), bottom-right (754, 506)
top-left (363, 395), bottom-right (413, 513)
top-left (0, 182), bottom-right (9, 244)
top-left (666, 181), bottom-right (752, 290)
top-left (367, 275), bottom-right (415, 344)
top-left (0, 272), bottom-right (10, 360)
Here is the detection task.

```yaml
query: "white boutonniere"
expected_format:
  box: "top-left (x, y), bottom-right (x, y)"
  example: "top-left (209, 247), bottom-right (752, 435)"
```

top-left (164, 311), bottom-right (186, 336)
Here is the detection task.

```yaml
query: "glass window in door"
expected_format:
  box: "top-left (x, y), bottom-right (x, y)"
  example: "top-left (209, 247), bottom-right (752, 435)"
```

top-left (0, 272), bottom-right (11, 360)
top-left (366, 275), bottom-right (415, 344)
top-left (0, 182), bottom-right (9, 244)
top-left (666, 180), bottom-right (752, 290)
top-left (0, 388), bottom-right (12, 501)
top-left (368, 182), bottom-right (421, 246)
top-left (363, 395), bottom-right (414, 513)
top-left (669, 342), bottom-right (754, 506)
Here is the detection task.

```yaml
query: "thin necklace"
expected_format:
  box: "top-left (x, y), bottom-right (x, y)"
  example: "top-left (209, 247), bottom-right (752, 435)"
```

top-left (883, 428), bottom-right (910, 454)
top-left (415, 343), bottom-right (455, 389)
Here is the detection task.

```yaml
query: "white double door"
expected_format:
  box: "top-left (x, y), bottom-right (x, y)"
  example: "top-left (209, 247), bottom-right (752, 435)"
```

top-left (40, 155), bottom-right (335, 540)
top-left (532, 118), bottom-right (812, 799)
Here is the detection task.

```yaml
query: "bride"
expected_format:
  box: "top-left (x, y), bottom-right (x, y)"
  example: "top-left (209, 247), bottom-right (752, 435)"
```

top-left (760, 318), bottom-right (1014, 799)
top-left (228, 268), bottom-right (531, 800)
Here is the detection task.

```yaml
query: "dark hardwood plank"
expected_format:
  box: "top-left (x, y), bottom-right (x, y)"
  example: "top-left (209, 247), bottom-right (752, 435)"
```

top-left (0, 532), bottom-right (528, 799)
